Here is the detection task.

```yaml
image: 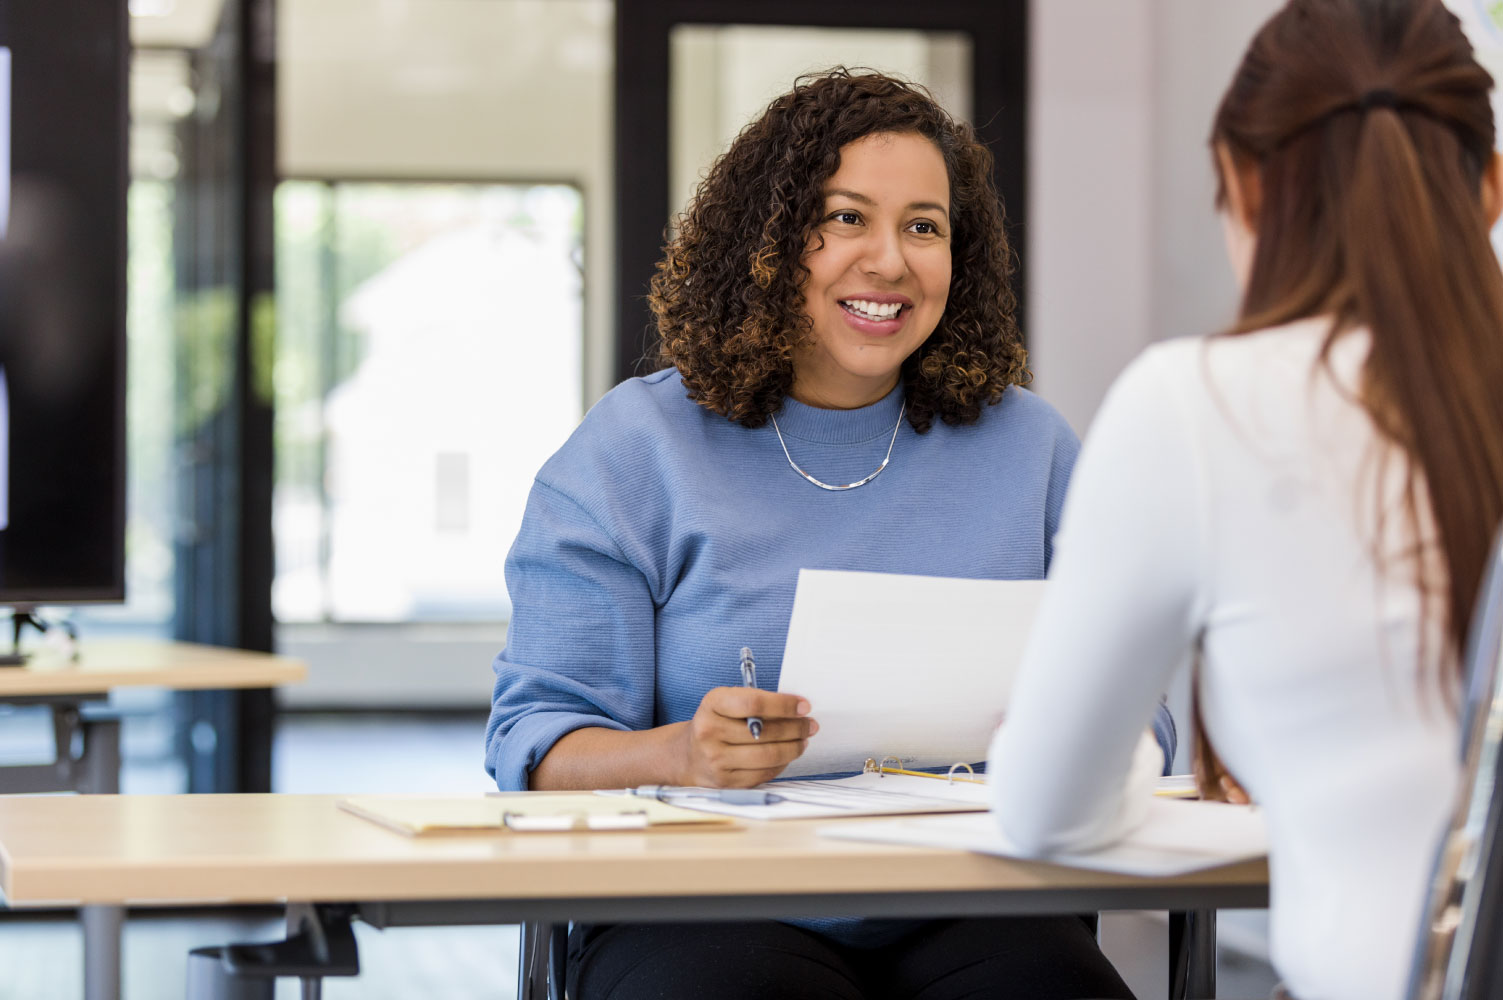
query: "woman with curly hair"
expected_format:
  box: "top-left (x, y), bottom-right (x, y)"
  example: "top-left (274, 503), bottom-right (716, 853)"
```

top-left (485, 68), bottom-right (1147, 999)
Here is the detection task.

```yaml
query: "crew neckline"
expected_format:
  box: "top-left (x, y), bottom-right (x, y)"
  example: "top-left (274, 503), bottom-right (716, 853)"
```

top-left (770, 382), bottom-right (907, 444)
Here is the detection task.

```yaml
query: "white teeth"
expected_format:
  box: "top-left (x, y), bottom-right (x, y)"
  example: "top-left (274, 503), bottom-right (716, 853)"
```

top-left (842, 299), bottom-right (903, 320)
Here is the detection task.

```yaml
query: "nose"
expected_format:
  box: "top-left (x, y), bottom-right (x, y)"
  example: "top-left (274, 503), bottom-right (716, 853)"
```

top-left (858, 229), bottom-right (907, 282)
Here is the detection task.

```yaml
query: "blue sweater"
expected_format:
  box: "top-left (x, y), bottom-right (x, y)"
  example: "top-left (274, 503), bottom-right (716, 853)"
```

top-left (486, 368), bottom-right (1095, 792)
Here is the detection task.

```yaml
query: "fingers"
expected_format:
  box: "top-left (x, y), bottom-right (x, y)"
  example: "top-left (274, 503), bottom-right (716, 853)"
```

top-left (705, 687), bottom-right (811, 723)
top-left (684, 688), bottom-right (817, 787)
top-left (688, 709), bottom-right (815, 748)
top-left (714, 738), bottom-right (809, 776)
top-left (682, 725), bottom-right (810, 788)
top-left (1219, 775), bottom-right (1251, 805)
top-left (719, 765), bottom-right (797, 788)
top-left (728, 716), bottom-right (817, 744)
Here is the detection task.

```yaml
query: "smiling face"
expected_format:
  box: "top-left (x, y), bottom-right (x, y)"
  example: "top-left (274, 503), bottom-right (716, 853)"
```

top-left (791, 131), bottom-right (953, 409)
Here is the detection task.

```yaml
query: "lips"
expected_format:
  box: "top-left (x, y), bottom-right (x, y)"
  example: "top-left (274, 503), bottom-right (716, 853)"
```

top-left (841, 294), bottom-right (907, 333)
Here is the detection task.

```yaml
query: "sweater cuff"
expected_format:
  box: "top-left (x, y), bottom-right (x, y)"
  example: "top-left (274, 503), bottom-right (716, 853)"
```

top-left (489, 711), bottom-right (631, 791)
top-left (1151, 701), bottom-right (1177, 775)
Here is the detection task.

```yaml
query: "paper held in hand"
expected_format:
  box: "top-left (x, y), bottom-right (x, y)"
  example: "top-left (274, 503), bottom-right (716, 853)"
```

top-left (776, 569), bottom-right (1046, 778)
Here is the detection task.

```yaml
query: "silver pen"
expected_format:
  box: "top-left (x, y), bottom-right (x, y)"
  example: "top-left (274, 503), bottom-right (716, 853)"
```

top-left (740, 646), bottom-right (763, 739)
top-left (631, 785), bottom-right (785, 806)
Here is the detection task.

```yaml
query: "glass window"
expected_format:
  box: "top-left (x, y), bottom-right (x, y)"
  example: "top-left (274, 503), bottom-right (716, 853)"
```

top-left (273, 180), bottom-right (584, 624)
top-left (274, 0), bottom-right (611, 707)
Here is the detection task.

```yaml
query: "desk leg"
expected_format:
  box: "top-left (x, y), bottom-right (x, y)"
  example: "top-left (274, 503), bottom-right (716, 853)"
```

top-left (1168, 909), bottom-right (1217, 1000)
top-left (79, 715), bottom-right (123, 1000)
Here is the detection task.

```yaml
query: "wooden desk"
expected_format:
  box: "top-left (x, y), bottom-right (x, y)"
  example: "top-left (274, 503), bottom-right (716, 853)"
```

top-left (0, 640), bottom-right (306, 698)
top-left (0, 641), bottom-right (306, 1000)
top-left (0, 794), bottom-right (1269, 997)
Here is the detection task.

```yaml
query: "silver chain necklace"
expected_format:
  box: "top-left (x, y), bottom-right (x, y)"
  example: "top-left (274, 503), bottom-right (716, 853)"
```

top-left (769, 400), bottom-right (906, 491)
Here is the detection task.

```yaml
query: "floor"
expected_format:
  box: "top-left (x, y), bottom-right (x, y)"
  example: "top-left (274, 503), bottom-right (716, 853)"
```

top-left (0, 704), bottom-right (1280, 999)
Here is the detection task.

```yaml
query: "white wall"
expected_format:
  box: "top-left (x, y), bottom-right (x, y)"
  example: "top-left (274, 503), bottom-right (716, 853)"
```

top-left (1028, 0), bottom-right (1280, 436)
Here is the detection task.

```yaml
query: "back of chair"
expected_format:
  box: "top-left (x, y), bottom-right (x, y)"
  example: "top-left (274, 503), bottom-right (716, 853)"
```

top-left (1407, 526), bottom-right (1503, 1000)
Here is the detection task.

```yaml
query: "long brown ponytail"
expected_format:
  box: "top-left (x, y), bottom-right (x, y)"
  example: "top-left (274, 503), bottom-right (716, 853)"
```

top-left (1212, 0), bottom-right (1503, 678)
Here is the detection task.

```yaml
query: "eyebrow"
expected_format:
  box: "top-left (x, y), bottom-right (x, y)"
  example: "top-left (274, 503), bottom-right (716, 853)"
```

top-left (825, 188), bottom-right (950, 220)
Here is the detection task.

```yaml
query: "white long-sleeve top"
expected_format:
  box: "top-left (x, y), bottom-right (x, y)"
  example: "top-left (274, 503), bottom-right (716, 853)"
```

top-left (989, 318), bottom-right (1461, 1000)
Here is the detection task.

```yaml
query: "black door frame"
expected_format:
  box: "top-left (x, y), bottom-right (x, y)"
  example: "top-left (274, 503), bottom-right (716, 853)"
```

top-left (173, 0), bottom-right (277, 794)
top-left (614, 0), bottom-right (1028, 384)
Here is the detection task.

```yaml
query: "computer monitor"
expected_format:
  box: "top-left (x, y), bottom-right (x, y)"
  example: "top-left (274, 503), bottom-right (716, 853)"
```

top-left (0, 0), bottom-right (127, 608)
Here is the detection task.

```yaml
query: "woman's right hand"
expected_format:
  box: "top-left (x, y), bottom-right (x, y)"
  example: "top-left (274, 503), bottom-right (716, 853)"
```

top-left (679, 688), bottom-right (817, 788)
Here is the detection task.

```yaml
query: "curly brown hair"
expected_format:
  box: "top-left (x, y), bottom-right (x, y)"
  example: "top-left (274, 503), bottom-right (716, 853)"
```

top-left (649, 67), bottom-right (1029, 433)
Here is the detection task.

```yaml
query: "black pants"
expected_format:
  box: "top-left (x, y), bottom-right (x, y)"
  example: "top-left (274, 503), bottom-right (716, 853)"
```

top-left (567, 918), bottom-right (1136, 1000)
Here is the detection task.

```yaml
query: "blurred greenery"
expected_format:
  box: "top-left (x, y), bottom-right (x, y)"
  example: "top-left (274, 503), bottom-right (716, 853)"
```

top-left (120, 180), bottom-right (178, 623)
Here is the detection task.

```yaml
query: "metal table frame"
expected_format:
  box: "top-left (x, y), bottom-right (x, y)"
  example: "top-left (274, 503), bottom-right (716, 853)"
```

top-left (194, 881), bottom-right (1261, 999)
top-left (0, 694), bottom-right (122, 1000)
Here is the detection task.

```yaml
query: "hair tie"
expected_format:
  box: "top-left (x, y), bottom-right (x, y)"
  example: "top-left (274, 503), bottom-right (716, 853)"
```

top-left (1274, 87), bottom-right (1426, 149)
top-left (1356, 88), bottom-right (1401, 112)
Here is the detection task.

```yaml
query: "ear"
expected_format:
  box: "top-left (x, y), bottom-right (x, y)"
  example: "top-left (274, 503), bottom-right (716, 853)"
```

top-left (1215, 142), bottom-right (1261, 236)
top-left (1482, 149), bottom-right (1503, 231)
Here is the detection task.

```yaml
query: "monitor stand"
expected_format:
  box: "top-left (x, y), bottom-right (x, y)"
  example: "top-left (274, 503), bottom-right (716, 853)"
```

top-left (0, 607), bottom-right (48, 666)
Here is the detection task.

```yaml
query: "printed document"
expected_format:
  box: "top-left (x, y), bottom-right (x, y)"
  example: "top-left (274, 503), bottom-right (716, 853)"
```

top-left (777, 569), bottom-right (1045, 778)
top-left (615, 771), bottom-right (992, 822)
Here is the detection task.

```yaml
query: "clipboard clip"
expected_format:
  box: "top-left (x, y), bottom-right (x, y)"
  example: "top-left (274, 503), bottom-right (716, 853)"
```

top-left (501, 810), bottom-right (651, 832)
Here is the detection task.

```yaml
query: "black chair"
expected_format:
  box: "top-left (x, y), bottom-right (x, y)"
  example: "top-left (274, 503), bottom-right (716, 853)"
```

top-left (518, 920), bottom-right (566, 1000)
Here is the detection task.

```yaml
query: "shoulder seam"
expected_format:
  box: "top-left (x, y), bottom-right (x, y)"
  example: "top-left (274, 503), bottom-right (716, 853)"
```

top-left (529, 477), bottom-right (638, 569)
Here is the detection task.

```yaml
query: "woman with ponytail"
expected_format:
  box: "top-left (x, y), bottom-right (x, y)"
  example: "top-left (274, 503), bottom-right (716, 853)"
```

top-left (988, 2), bottom-right (1503, 998)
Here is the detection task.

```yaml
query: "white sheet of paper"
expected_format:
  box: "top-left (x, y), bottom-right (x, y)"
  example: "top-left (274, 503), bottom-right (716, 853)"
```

top-left (819, 800), bottom-right (1269, 877)
top-left (1, 48), bottom-right (9, 240)
top-left (777, 569), bottom-right (1045, 778)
